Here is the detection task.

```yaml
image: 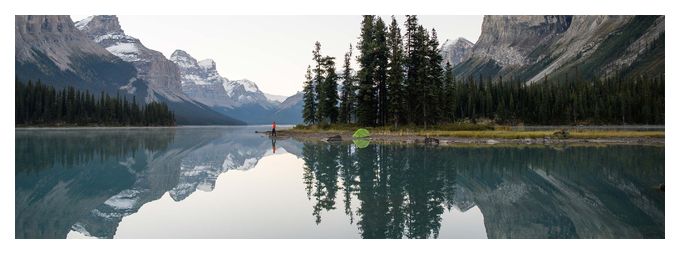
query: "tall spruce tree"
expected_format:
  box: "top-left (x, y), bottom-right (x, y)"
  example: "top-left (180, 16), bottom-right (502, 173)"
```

top-left (442, 62), bottom-right (455, 122)
top-left (374, 17), bottom-right (389, 126)
top-left (320, 56), bottom-right (340, 123)
top-left (339, 44), bottom-right (356, 124)
top-left (386, 16), bottom-right (405, 127)
top-left (302, 65), bottom-right (317, 124)
top-left (427, 28), bottom-right (445, 125)
top-left (357, 15), bottom-right (377, 126)
top-left (403, 16), bottom-right (428, 125)
top-left (404, 22), bottom-right (430, 126)
top-left (312, 41), bottom-right (326, 123)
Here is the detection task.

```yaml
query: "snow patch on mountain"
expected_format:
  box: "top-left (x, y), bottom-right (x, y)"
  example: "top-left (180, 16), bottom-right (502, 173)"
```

top-left (74, 16), bottom-right (94, 30)
top-left (106, 43), bottom-right (141, 62)
top-left (265, 93), bottom-right (288, 103)
top-left (198, 59), bottom-right (216, 70)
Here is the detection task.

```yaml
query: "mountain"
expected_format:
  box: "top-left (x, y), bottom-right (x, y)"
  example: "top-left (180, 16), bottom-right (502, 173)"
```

top-left (171, 49), bottom-right (302, 124)
top-left (264, 93), bottom-right (288, 103)
top-left (273, 92), bottom-right (303, 124)
top-left (169, 50), bottom-right (233, 108)
top-left (15, 15), bottom-right (139, 94)
top-left (440, 37), bottom-right (474, 67)
top-left (453, 15), bottom-right (665, 82)
top-left (75, 15), bottom-right (242, 125)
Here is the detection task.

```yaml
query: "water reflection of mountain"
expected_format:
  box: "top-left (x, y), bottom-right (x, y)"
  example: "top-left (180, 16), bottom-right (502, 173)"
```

top-left (300, 143), bottom-right (665, 239)
top-left (15, 129), bottom-right (664, 239)
top-left (15, 128), bottom-right (303, 239)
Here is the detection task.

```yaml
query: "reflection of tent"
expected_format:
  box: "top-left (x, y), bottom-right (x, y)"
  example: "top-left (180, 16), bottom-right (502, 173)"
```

top-left (353, 139), bottom-right (370, 149)
top-left (352, 128), bottom-right (370, 138)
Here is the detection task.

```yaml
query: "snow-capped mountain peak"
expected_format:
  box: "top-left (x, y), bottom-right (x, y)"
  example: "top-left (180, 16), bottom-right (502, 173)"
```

top-left (170, 50), bottom-right (199, 69)
top-left (170, 49), bottom-right (278, 114)
top-left (198, 59), bottom-right (216, 70)
top-left (237, 79), bottom-right (259, 93)
top-left (264, 93), bottom-right (288, 103)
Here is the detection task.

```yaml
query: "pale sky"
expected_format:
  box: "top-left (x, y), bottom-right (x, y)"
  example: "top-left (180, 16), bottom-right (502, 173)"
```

top-left (71, 15), bottom-right (483, 96)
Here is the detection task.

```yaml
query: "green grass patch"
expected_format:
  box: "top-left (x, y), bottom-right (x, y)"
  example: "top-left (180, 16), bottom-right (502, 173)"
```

top-left (290, 124), bottom-right (664, 139)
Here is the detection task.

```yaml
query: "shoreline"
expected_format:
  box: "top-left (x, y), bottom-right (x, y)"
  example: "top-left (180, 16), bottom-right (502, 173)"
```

top-left (269, 130), bottom-right (665, 146)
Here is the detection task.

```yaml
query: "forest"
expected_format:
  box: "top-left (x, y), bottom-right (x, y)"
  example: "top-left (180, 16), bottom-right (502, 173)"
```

top-left (16, 79), bottom-right (176, 126)
top-left (302, 15), bottom-right (665, 127)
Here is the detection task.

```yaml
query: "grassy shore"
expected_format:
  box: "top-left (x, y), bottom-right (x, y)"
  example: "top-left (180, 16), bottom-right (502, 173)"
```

top-left (290, 123), bottom-right (664, 139)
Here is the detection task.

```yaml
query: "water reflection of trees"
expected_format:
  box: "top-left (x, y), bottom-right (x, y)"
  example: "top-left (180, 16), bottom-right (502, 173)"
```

top-left (301, 143), bottom-right (665, 239)
top-left (15, 129), bottom-right (175, 173)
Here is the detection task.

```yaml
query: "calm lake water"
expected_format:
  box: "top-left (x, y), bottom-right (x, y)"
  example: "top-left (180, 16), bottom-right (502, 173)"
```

top-left (15, 126), bottom-right (665, 239)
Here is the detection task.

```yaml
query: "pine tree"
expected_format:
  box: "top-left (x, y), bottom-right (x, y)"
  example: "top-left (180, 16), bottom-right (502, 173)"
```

top-left (426, 28), bottom-right (444, 125)
top-left (320, 56), bottom-right (340, 123)
top-left (302, 65), bottom-right (317, 124)
top-left (356, 15), bottom-right (377, 126)
top-left (404, 23), bottom-right (430, 126)
top-left (374, 17), bottom-right (389, 126)
top-left (403, 16), bottom-right (430, 125)
top-left (386, 16), bottom-right (405, 128)
top-left (339, 44), bottom-right (356, 124)
top-left (312, 42), bottom-right (328, 123)
top-left (443, 62), bottom-right (455, 122)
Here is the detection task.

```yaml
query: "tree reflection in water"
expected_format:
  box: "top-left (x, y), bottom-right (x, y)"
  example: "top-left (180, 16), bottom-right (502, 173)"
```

top-left (301, 142), bottom-right (665, 239)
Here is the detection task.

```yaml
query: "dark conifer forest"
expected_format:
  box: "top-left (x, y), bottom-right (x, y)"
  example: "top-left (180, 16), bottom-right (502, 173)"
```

top-left (302, 15), bottom-right (665, 127)
top-left (16, 79), bottom-right (175, 126)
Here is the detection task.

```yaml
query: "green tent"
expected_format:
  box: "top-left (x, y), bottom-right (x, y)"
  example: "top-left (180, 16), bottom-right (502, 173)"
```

top-left (352, 139), bottom-right (370, 149)
top-left (352, 128), bottom-right (370, 138)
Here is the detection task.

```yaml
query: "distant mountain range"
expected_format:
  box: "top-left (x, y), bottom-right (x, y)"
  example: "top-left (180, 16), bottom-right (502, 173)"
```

top-left (169, 49), bottom-right (302, 124)
top-left (15, 15), bottom-right (302, 125)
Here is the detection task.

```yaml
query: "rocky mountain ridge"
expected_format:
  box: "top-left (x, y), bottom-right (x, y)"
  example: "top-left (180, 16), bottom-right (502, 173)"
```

top-left (440, 37), bottom-right (474, 67)
top-left (170, 49), bottom-right (302, 124)
top-left (453, 15), bottom-right (665, 82)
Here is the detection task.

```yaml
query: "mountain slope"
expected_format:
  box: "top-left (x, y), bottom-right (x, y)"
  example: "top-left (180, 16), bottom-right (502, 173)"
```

top-left (264, 93), bottom-right (288, 103)
top-left (452, 15), bottom-right (665, 82)
top-left (171, 49), bottom-right (302, 124)
top-left (440, 37), bottom-right (474, 67)
top-left (273, 92), bottom-right (303, 124)
top-left (75, 15), bottom-right (243, 125)
top-left (15, 15), bottom-right (139, 94)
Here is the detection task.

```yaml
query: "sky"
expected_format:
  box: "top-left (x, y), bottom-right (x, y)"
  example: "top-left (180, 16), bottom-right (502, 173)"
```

top-left (70, 15), bottom-right (483, 97)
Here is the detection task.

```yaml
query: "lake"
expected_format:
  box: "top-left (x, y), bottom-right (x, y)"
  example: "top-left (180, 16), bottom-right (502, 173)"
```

top-left (15, 126), bottom-right (665, 239)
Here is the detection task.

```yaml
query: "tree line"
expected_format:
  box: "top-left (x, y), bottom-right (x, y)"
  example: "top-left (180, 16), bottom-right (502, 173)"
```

top-left (16, 79), bottom-right (176, 126)
top-left (301, 15), bottom-right (664, 127)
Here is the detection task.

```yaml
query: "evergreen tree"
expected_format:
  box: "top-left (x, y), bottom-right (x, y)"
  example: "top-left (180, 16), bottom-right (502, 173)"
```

top-left (426, 28), bottom-right (445, 125)
top-left (357, 15), bottom-right (377, 126)
top-left (406, 24), bottom-right (431, 126)
top-left (313, 41), bottom-right (326, 123)
top-left (386, 16), bottom-right (405, 127)
top-left (339, 44), bottom-right (356, 124)
top-left (319, 56), bottom-right (340, 123)
top-left (374, 17), bottom-right (389, 126)
top-left (442, 62), bottom-right (455, 122)
top-left (302, 65), bottom-right (317, 124)
top-left (403, 16), bottom-right (431, 126)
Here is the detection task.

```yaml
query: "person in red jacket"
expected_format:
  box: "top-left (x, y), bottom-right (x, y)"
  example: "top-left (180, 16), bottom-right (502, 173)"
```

top-left (271, 121), bottom-right (277, 137)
